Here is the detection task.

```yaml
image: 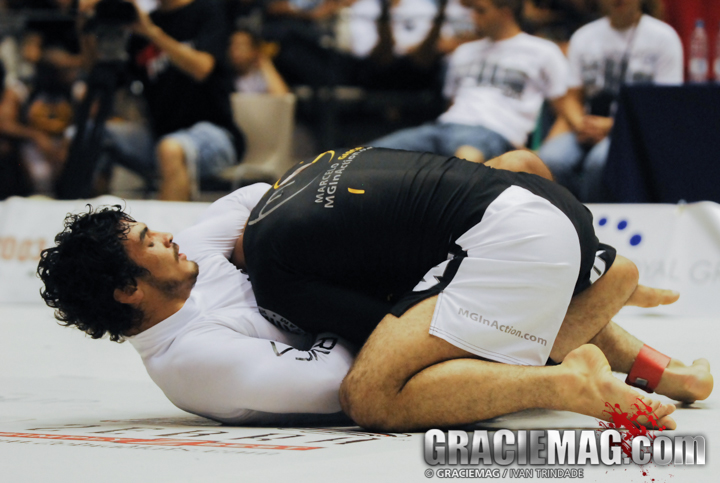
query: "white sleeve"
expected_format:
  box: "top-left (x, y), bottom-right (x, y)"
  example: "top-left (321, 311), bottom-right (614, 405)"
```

top-left (543, 43), bottom-right (570, 100)
top-left (178, 183), bottom-right (270, 260)
top-left (165, 330), bottom-right (356, 422)
top-left (566, 33), bottom-right (584, 90)
top-left (443, 46), bottom-right (464, 99)
top-left (652, 27), bottom-right (684, 85)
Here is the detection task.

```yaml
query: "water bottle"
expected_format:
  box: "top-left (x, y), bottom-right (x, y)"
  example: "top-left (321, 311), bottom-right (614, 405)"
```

top-left (689, 19), bottom-right (708, 83)
top-left (715, 22), bottom-right (720, 82)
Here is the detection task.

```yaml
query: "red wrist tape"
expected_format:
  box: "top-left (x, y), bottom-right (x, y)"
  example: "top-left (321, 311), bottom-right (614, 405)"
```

top-left (625, 345), bottom-right (671, 393)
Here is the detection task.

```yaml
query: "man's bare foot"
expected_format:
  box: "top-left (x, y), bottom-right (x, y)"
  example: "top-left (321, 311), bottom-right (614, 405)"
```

top-left (559, 345), bottom-right (677, 429)
top-left (654, 358), bottom-right (713, 403)
top-left (625, 285), bottom-right (680, 307)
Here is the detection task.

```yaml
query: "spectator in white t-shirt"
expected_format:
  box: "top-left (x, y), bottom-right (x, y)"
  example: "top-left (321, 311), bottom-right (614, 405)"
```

top-left (370, 0), bottom-right (571, 163)
top-left (228, 29), bottom-right (290, 95)
top-left (537, 0), bottom-right (683, 202)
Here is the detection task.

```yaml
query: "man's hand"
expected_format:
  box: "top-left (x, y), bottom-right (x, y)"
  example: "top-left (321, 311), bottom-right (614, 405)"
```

top-left (577, 115), bottom-right (613, 145)
top-left (125, 0), bottom-right (215, 82)
top-left (129, 0), bottom-right (158, 39)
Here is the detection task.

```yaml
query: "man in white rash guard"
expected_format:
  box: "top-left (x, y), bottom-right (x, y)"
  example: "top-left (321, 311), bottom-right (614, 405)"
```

top-left (38, 149), bottom-right (712, 429)
top-left (37, 183), bottom-right (354, 425)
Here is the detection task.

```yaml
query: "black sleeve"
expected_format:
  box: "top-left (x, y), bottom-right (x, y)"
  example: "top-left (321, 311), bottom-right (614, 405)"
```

top-left (253, 275), bottom-right (393, 347)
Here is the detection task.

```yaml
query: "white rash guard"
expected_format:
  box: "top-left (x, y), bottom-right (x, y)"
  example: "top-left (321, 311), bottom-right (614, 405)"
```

top-left (128, 183), bottom-right (356, 424)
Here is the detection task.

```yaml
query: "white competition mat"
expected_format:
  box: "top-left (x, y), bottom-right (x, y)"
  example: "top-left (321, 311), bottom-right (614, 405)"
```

top-left (1, 303), bottom-right (717, 483)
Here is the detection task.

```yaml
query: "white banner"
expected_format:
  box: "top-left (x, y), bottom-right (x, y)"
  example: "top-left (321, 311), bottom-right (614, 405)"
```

top-left (0, 196), bottom-right (209, 304)
top-left (1, 197), bottom-right (719, 316)
top-left (588, 202), bottom-right (720, 316)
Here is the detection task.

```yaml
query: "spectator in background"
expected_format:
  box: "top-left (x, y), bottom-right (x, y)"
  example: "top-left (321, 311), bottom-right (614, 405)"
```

top-left (537, 0), bottom-right (681, 202)
top-left (370, 0), bottom-right (571, 164)
top-left (0, 60), bottom-right (33, 199)
top-left (228, 28), bottom-right (290, 95)
top-left (83, 0), bottom-right (244, 201)
top-left (0, 60), bottom-right (72, 196)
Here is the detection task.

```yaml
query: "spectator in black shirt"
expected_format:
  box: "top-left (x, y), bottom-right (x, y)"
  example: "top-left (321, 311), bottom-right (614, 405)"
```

top-left (85, 0), bottom-right (244, 200)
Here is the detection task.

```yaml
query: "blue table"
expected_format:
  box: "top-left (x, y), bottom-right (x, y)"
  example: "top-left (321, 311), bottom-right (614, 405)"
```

top-left (604, 85), bottom-right (720, 203)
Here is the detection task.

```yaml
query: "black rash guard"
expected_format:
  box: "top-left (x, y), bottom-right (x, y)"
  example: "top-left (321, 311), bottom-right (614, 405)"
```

top-left (243, 148), bottom-right (613, 345)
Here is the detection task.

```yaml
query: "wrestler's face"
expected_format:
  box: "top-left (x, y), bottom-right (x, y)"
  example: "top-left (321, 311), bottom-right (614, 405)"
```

top-left (123, 222), bottom-right (199, 297)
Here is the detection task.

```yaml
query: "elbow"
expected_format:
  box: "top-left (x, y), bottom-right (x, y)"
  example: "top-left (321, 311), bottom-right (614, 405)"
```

top-left (189, 56), bottom-right (215, 83)
top-left (190, 65), bottom-right (213, 83)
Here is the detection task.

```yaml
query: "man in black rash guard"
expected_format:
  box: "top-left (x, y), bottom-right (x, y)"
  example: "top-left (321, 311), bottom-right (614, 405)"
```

top-left (244, 147), bottom-right (606, 350)
top-left (235, 148), bottom-right (711, 431)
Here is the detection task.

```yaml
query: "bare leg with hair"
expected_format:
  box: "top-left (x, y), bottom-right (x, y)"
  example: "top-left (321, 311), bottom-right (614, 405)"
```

top-left (486, 150), bottom-right (711, 401)
top-left (549, 255), bottom-right (711, 402)
top-left (339, 296), bottom-right (677, 432)
top-left (339, 149), bottom-right (710, 431)
top-left (340, 256), bottom-right (712, 431)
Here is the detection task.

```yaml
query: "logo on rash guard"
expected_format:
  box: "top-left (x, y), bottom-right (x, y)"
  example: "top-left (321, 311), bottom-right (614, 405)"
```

top-left (259, 308), bottom-right (305, 334)
top-left (270, 337), bottom-right (339, 361)
top-left (315, 147), bottom-right (371, 208)
top-left (248, 151), bottom-right (336, 226)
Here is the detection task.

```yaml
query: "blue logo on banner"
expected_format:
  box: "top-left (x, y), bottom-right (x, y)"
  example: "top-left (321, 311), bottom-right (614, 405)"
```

top-left (597, 217), bottom-right (643, 246)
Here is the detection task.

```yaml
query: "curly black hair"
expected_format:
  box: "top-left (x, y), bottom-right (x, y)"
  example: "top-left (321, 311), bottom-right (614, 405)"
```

top-left (37, 205), bottom-right (149, 342)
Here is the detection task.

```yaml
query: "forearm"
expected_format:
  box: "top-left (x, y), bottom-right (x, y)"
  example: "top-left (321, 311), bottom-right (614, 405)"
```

top-left (552, 88), bottom-right (585, 133)
top-left (0, 124), bottom-right (42, 142)
top-left (259, 59), bottom-right (290, 96)
top-left (0, 110), bottom-right (44, 142)
top-left (143, 25), bottom-right (215, 82)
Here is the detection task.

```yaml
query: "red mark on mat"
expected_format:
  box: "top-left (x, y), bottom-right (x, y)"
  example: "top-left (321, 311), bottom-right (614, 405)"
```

top-left (599, 398), bottom-right (665, 458)
top-left (599, 398), bottom-right (668, 482)
top-left (0, 432), bottom-right (321, 451)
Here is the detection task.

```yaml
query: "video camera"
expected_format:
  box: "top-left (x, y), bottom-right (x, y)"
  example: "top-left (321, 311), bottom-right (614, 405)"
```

top-left (88, 0), bottom-right (139, 62)
top-left (57, 0), bottom-right (139, 199)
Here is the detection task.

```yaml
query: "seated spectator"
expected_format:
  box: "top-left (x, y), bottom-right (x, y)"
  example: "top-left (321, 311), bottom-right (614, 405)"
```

top-left (0, 60), bottom-right (72, 195)
top-left (228, 29), bottom-right (290, 95)
top-left (79, 0), bottom-right (244, 201)
top-left (0, 60), bottom-right (33, 199)
top-left (370, 0), bottom-right (571, 164)
top-left (537, 0), bottom-right (682, 202)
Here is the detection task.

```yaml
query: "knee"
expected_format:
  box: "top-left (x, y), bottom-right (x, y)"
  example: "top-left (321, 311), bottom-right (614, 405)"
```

top-left (610, 255), bottom-right (640, 292)
top-left (339, 371), bottom-right (399, 431)
top-left (156, 139), bottom-right (186, 172)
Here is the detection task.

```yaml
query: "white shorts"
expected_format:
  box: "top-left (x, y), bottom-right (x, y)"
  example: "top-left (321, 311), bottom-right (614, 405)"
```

top-left (411, 186), bottom-right (584, 366)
